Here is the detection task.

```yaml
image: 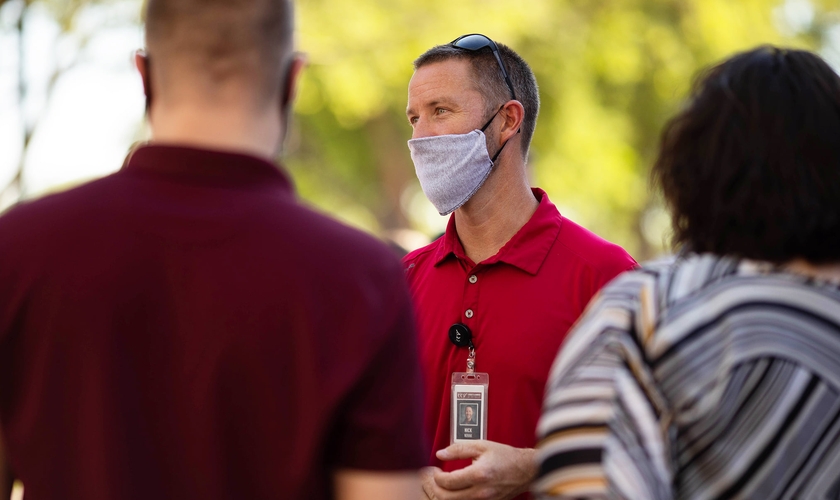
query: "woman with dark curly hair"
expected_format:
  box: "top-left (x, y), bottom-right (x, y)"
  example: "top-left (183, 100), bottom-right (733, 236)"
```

top-left (533, 46), bottom-right (840, 499)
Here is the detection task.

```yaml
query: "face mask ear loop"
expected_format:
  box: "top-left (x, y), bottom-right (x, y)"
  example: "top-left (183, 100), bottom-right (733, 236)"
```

top-left (480, 105), bottom-right (510, 165)
top-left (490, 138), bottom-right (509, 164)
top-left (479, 105), bottom-right (505, 132)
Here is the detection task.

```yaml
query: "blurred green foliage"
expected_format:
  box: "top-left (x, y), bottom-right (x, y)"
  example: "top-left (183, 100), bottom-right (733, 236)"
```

top-left (289, 0), bottom-right (839, 259)
top-left (6, 0), bottom-right (837, 258)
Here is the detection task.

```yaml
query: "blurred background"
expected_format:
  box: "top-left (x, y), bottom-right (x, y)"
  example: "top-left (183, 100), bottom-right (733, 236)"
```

top-left (2, 0), bottom-right (840, 262)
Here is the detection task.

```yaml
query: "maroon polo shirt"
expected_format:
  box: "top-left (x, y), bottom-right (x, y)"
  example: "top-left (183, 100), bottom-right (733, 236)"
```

top-left (0, 145), bottom-right (426, 500)
top-left (403, 188), bottom-right (636, 498)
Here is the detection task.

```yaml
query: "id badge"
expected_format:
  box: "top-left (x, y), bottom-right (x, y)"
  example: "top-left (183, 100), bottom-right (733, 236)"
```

top-left (451, 372), bottom-right (489, 443)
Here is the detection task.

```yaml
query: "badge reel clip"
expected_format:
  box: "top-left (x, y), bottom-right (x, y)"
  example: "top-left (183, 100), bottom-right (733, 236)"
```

top-left (448, 323), bottom-right (489, 443)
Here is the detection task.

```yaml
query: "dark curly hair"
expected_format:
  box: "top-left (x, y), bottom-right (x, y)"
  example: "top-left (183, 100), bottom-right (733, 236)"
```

top-left (652, 46), bottom-right (840, 263)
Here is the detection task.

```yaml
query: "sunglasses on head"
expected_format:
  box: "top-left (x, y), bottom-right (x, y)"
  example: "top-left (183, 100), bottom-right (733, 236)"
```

top-left (450, 33), bottom-right (517, 101)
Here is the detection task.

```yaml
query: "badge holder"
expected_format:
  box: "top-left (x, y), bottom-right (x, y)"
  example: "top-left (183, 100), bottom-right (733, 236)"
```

top-left (448, 322), bottom-right (488, 443)
top-left (451, 370), bottom-right (489, 443)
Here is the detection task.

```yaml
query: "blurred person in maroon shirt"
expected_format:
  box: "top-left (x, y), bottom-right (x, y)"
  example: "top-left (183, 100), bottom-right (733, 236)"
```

top-left (0, 1), bottom-right (426, 499)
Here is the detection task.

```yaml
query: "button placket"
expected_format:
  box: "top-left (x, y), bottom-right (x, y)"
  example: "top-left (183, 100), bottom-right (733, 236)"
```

top-left (462, 267), bottom-right (481, 325)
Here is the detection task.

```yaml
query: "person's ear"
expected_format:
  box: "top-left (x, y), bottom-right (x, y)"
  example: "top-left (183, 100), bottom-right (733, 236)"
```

top-left (134, 50), bottom-right (152, 113)
top-left (277, 53), bottom-right (308, 154)
top-left (500, 100), bottom-right (525, 142)
top-left (281, 53), bottom-right (307, 108)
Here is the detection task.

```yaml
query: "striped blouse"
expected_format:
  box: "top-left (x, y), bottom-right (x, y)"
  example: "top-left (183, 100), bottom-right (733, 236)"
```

top-left (534, 253), bottom-right (840, 499)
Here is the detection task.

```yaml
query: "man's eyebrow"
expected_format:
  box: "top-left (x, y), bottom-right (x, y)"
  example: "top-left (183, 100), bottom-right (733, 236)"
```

top-left (429, 98), bottom-right (457, 108)
top-left (406, 98), bottom-right (458, 116)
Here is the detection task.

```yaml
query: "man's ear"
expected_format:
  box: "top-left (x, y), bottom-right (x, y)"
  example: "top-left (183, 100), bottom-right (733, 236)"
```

top-left (500, 100), bottom-right (525, 141)
top-left (134, 51), bottom-right (150, 96)
top-left (134, 50), bottom-right (152, 112)
top-left (281, 53), bottom-right (307, 108)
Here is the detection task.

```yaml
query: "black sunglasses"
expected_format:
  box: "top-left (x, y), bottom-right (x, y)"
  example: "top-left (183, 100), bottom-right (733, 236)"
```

top-left (451, 33), bottom-right (517, 101)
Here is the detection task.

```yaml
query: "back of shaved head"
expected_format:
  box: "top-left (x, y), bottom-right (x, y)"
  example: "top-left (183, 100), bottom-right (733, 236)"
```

top-left (144, 0), bottom-right (293, 102)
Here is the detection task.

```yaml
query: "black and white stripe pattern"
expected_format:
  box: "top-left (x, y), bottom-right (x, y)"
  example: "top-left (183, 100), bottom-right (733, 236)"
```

top-left (534, 253), bottom-right (840, 499)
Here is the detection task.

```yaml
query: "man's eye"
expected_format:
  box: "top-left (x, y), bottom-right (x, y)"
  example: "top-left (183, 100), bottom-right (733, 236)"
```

top-left (435, 108), bottom-right (446, 115)
top-left (409, 116), bottom-right (418, 125)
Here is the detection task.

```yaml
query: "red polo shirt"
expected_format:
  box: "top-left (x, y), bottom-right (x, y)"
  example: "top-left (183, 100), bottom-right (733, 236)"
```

top-left (0, 145), bottom-right (426, 500)
top-left (403, 189), bottom-right (636, 491)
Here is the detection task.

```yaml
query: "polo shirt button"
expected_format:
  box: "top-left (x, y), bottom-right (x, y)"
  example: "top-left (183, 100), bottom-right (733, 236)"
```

top-left (465, 309), bottom-right (474, 318)
top-left (469, 275), bottom-right (478, 284)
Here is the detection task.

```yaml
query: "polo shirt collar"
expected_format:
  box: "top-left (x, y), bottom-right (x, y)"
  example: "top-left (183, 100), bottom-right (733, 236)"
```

top-left (433, 188), bottom-right (563, 275)
top-left (122, 144), bottom-right (294, 192)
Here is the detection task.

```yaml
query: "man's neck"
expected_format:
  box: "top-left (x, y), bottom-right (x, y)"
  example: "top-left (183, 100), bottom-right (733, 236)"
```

top-left (453, 164), bottom-right (539, 264)
top-left (149, 100), bottom-right (283, 160)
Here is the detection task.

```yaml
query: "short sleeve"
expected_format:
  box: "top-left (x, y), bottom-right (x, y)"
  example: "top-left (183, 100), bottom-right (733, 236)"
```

top-left (533, 272), bottom-right (673, 499)
top-left (328, 267), bottom-right (428, 471)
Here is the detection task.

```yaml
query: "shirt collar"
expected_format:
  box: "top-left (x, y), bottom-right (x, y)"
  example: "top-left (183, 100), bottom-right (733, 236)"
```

top-left (433, 188), bottom-right (563, 275)
top-left (121, 144), bottom-right (294, 193)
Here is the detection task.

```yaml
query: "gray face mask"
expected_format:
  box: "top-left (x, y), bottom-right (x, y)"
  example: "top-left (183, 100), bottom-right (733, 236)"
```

top-left (408, 109), bottom-right (507, 215)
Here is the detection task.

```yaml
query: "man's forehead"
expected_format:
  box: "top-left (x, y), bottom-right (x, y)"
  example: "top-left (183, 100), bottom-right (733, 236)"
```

top-left (407, 60), bottom-right (483, 109)
top-left (410, 59), bottom-right (472, 88)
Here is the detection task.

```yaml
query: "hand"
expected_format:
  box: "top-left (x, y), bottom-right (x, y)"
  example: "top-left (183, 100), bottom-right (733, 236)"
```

top-left (423, 440), bottom-right (536, 500)
top-left (420, 466), bottom-right (441, 499)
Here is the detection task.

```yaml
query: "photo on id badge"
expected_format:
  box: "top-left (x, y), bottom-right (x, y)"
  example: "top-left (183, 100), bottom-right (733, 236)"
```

top-left (454, 388), bottom-right (485, 441)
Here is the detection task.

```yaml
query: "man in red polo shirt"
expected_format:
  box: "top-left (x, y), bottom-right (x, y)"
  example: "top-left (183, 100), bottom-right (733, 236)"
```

top-left (404, 35), bottom-right (637, 500)
top-left (0, 1), bottom-right (426, 499)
